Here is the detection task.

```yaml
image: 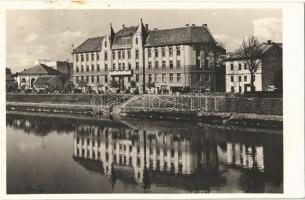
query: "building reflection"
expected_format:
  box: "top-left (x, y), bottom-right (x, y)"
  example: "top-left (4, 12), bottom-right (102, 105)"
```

top-left (72, 123), bottom-right (279, 192)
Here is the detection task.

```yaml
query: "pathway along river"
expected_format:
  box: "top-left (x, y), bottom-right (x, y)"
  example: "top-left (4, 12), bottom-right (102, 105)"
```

top-left (6, 112), bottom-right (283, 193)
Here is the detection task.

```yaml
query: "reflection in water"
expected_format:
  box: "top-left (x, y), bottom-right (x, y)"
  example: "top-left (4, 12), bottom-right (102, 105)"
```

top-left (6, 113), bottom-right (283, 193)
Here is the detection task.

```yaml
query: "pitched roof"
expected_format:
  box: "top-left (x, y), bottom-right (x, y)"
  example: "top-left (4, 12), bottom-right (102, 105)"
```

top-left (145, 26), bottom-right (215, 47)
top-left (19, 64), bottom-right (62, 75)
top-left (33, 76), bottom-right (52, 87)
top-left (73, 36), bottom-right (104, 53)
top-left (112, 26), bottom-right (139, 49)
top-left (261, 42), bottom-right (282, 54)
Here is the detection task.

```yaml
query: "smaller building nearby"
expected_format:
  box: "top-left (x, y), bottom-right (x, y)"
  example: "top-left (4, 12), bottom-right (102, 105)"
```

top-left (17, 63), bottom-right (62, 91)
top-left (33, 76), bottom-right (63, 92)
top-left (224, 40), bottom-right (282, 93)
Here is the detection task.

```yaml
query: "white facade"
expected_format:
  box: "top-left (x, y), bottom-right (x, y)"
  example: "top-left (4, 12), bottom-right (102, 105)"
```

top-left (225, 59), bottom-right (262, 93)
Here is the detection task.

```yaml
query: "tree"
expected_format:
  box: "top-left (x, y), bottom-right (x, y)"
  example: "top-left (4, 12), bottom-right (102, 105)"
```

top-left (63, 80), bottom-right (75, 93)
top-left (236, 36), bottom-right (263, 92)
top-left (109, 80), bottom-right (119, 88)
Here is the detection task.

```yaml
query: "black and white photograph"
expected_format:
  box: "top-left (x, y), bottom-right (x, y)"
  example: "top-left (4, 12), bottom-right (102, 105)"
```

top-left (2, 1), bottom-right (305, 199)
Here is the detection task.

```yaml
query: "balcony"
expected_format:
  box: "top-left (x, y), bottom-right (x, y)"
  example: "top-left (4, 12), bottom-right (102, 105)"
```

top-left (108, 69), bottom-right (133, 76)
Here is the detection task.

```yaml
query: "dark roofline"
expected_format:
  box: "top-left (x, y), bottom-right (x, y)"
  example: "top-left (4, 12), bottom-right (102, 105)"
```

top-left (72, 36), bottom-right (104, 54)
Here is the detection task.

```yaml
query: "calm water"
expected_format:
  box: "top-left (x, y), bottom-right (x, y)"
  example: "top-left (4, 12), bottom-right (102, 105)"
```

top-left (6, 112), bottom-right (283, 194)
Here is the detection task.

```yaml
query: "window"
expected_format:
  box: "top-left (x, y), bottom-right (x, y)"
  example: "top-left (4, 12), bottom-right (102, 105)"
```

top-left (155, 74), bottom-right (159, 82)
top-left (169, 74), bottom-right (173, 82)
top-left (148, 74), bottom-right (152, 82)
top-left (113, 63), bottom-right (116, 70)
top-left (76, 54), bottom-right (79, 62)
top-left (91, 76), bottom-right (94, 82)
top-left (128, 50), bottom-right (131, 59)
top-left (135, 37), bottom-right (138, 45)
top-left (104, 64), bottom-right (107, 71)
top-left (105, 41), bottom-right (107, 48)
top-left (231, 76), bottom-right (234, 82)
top-left (86, 53), bottom-right (89, 61)
top-left (105, 75), bottom-right (108, 83)
top-left (148, 48), bottom-right (151, 58)
top-left (205, 74), bottom-right (210, 82)
top-left (135, 50), bottom-right (139, 59)
top-left (112, 51), bottom-right (115, 59)
top-left (118, 63), bottom-right (121, 70)
top-left (91, 65), bottom-right (94, 71)
top-left (76, 76), bottom-right (79, 82)
top-left (162, 61), bottom-right (166, 69)
top-left (177, 60), bottom-right (181, 68)
top-left (122, 51), bottom-right (125, 59)
top-left (118, 51), bottom-right (122, 59)
top-left (97, 64), bottom-right (100, 71)
top-left (97, 76), bottom-right (99, 82)
top-left (244, 63), bottom-right (247, 70)
top-left (136, 74), bottom-right (139, 82)
top-left (230, 63), bottom-right (234, 71)
top-left (104, 52), bottom-right (108, 61)
top-left (155, 48), bottom-right (158, 57)
top-left (122, 63), bottom-right (125, 70)
top-left (86, 65), bottom-right (89, 72)
top-left (97, 53), bottom-right (100, 61)
top-left (136, 62), bottom-right (139, 70)
top-left (169, 61), bottom-right (173, 69)
top-left (169, 46), bottom-right (173, 56)
top-left (162, 74), bottom-right (166, 83)
top-left (128, 63), bottom-right (131, 70)
top-left (239, 76), bottom-right (242, 82)
top-left (81, 54), bottom-right (84, 62)
top-left (197, 74), bottom-right (201, 82)
top-left (148, 62), bottom-right (152, 69)
top-left (177, 46), bottom-right (180, 56)
top-left (81, 76), bottom-right (84, 81)
top-left (177, 73), bottom-right (181, 82)
top-left (163, 149), bottom-right (167, 156)
top-left (91, 53), bottom-right (94, 61)
top-left (86, 76), bottom-right (89, 82)
top-left (162, 47), bottom-right (165, 57)
top-left (155, 61), bottom-right (159, 69)
top-left (244, 75), bottom-right (247, 82)
top-left (81, 65), bottom-right (84, 72)
top-left (76, 67), bottom-right (79, 72)
top-left (238, 63), bottom-right (242, 70)
top-left (239, 86), bottom-right (242, 93)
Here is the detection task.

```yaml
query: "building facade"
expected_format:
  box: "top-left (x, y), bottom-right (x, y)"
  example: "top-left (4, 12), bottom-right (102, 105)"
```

top-left (225, 41), bottom-right (282, 93)
top-left (72, 20), bottom-right (224, 94)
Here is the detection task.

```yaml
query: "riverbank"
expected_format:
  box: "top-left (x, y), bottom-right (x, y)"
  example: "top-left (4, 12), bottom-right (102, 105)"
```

top-left (6, 93), bottom-right (283, 128)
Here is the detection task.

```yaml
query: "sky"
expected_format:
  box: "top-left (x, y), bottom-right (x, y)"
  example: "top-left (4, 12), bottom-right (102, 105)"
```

top-left (6, 9), bottom-right (282, 73)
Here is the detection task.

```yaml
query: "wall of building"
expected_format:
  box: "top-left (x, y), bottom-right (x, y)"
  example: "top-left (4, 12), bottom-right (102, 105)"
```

top-left (261, 46), bottom-right (282, 91)
top-left (225, 59), bottom-right (262, 93)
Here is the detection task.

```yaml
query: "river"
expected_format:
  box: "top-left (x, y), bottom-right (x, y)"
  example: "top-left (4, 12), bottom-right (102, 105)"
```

top-left (6, 112), bottom-right (283, 193)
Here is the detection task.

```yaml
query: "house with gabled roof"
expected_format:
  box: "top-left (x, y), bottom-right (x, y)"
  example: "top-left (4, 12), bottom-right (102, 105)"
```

top-left (72, 20), bottom-right (225, 94)
top-left (17, 63), bottom-right (62, 91)
top-left (224, 40), bottom-right (282, 93)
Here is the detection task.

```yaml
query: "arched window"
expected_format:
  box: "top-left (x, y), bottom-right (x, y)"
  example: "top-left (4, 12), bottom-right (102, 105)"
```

top-left (30, 78), bottom-right (35, 88)
top-left (21, 78), bottom-right (26, 83)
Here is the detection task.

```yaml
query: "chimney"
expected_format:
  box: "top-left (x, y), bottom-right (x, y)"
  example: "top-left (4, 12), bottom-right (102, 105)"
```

top-left (122, 24), bottom-right (125, 28)
top-left (202, 24), bottom-right (207, 27)
top-left (267, 40), bottom-right (272, 45)
top-left (192, 24), bottom-right (195, 26)
top-left (145, 24), bottom-right (148, 30)
top-left (186, 24), bottom-right (189, 27)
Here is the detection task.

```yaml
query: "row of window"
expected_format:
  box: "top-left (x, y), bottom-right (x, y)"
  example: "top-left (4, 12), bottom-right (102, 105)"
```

top-left (230, 75), bottom-right (255, 82)
top-left (147, 46), bottom-right (180, 58)
top-left (76, 75), bottom-right (109, 83)
top-left (147, 60), bottom-right (181, 69)
top-left (230, 62), bottom-right (248, 71)
top-left (75, 45), bottom-right (182, 62)
top-left (75, 59), bottom-right (182, 73)
top-left (148, 73), bottom-right (182, 83)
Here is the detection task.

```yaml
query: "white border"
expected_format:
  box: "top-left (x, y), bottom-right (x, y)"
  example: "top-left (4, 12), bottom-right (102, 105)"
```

top-left (1, 1), bottom-right (304, 199)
